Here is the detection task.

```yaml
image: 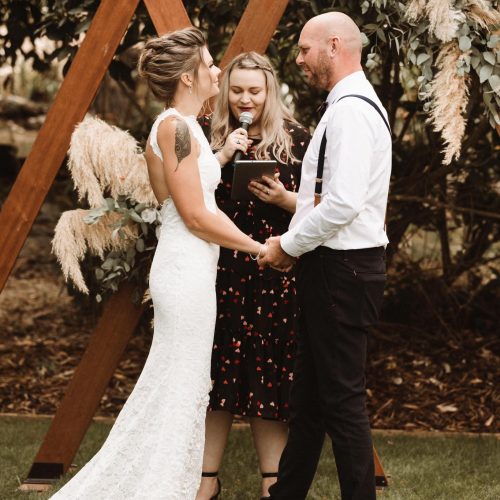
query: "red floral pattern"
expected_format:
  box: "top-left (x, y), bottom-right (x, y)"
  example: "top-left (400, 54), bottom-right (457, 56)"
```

top-left (199, 116), bottom-right (310, 421)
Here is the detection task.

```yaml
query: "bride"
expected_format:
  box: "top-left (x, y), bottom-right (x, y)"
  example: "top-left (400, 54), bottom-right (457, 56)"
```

top-left (50, 27), bottom-right (266, 500)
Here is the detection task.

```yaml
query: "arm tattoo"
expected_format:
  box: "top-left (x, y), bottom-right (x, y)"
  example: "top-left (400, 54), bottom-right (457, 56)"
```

top-left (174, 119), bottom-right (191, 171)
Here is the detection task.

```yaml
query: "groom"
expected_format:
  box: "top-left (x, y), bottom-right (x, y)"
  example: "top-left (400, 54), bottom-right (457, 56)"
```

top-left (259, 11), bottom-right (392, 500)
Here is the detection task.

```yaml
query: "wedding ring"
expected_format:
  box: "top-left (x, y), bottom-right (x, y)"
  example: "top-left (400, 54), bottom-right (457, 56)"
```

top-left (266, 189), bottom-right (270, 195)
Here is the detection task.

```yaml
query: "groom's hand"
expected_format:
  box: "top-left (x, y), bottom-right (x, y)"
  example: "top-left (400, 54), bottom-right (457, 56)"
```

top-left (258, 236), bottom-right (295, 272)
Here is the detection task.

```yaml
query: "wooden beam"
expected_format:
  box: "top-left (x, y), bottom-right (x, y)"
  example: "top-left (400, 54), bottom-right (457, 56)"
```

top-left (144, 0), bottom-right (191, 34)
top-left (0, 0), bottom-right (141, 295)
top-left (21, 0), bottom-right (195, 487)
top-left (220, 0), bottom-right (290, 68)
top-left (374, 445), bottom-right (389, 488)
top-left (24, 284), bottom-right (144, 482)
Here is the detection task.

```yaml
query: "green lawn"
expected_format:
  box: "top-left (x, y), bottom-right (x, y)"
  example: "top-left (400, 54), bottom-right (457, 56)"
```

top-left (1, 416), bottom-right (498, 499)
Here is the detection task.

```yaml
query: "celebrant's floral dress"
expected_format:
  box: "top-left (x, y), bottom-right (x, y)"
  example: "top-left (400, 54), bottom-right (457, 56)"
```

top-left (200, 116), bottom-right (310, 421)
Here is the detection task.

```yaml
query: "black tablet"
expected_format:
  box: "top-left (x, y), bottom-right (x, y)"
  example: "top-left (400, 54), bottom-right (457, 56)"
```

top-left (230, 160), bottom-right (277, 201)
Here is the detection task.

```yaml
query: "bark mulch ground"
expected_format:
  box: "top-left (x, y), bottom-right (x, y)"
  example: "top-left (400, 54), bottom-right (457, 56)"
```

top-left (0, 186), bottom-right (498, 433)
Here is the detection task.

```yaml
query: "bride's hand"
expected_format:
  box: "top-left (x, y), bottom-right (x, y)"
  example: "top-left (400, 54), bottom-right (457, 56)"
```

top-left (258, 236), bottom-right (295, 272)
top-left (216, 128), bottom-right (253, 166)
top-left (258, 241), bottom-right (268, 260)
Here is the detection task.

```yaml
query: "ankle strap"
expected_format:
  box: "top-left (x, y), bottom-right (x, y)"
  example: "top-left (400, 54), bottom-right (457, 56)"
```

top-left (261, 472), bottom-right (278, 478)
top-left (202, 471), bottom-right (218, 477)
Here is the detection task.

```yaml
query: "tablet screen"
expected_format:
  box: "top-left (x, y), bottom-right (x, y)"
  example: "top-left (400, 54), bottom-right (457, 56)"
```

top-left (230, 160), bottom-right (277, 201)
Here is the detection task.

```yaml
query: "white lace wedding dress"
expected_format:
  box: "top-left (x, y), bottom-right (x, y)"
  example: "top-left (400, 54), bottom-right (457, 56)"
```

top-left (51, 108), bottom-right (221, 500)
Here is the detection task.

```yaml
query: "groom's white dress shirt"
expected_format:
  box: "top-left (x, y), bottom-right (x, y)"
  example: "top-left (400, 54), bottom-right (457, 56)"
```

top-left (280, 71), bottom-right (392, 257)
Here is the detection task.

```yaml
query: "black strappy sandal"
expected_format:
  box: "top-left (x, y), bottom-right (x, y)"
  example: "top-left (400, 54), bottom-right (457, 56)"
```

top-left (201, 471), bottom-right (221, 500)
top-left (260, 472), bottom-right (278, 500)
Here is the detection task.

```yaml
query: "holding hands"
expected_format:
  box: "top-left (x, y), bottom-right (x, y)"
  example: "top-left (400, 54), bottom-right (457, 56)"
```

top-left (258, 235), bottom-right (295, 272)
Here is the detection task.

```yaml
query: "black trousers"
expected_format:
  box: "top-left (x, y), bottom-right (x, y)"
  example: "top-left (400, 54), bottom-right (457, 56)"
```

top-left (268, 246), bottom-right (386, 500)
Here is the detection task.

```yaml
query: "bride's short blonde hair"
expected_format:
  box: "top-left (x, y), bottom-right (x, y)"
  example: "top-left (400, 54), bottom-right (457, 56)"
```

top-left (210, 52), bottom-right (299, 163)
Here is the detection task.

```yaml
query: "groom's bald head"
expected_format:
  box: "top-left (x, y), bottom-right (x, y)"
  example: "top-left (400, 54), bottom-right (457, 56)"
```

top-left (304, 12), bottom-right (363, 58)
top-left (296, 12), bottom-right (363, 90)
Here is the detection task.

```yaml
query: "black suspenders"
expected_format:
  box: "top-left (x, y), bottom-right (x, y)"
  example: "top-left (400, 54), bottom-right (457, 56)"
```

top-left (314, 94), bottom-right (391, 207)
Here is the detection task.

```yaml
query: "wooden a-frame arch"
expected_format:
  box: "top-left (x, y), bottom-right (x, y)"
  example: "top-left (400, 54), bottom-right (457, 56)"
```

top-left (0, 0), bottom-right (388, 490)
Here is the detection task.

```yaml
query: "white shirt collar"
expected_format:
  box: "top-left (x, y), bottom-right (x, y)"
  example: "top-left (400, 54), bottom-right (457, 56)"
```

top-left (325, 71), bottom-right (366, 106)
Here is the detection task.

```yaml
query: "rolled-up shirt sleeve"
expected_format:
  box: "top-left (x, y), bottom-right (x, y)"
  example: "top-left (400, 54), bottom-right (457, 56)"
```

top-left (281, 103), bottom-right (375, 257)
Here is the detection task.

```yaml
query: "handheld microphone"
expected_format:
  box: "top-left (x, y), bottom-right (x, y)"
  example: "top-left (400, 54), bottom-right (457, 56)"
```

top-left (233, 111), bottom-right (253, 163)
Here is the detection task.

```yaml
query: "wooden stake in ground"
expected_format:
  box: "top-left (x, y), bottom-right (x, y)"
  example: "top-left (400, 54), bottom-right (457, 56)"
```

top-left (21, 283), bottom-right (144, 490)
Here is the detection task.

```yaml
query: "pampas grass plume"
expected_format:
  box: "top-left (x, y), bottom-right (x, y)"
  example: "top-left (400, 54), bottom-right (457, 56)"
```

top-left (406, 0), bottom-right (427, 22)
top-left (426, 0), bottom-right (466, 42)
top-left (465, 0), bottom-right (500, 28)
top-left (426, 42), bottom-right (470, 164)
top-left (68, 116), bottom-right (157, 208)
top-left (52, 210), bottom-right (138, 293)
top-left (52, 210), bottom-right (91, 294)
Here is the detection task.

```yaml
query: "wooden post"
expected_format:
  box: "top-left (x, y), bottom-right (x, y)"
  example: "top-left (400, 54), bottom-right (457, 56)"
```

top-left (0, 0), bottom-right (141, 295)
top-left (143, 0), bottom-right (190, 34)
top-left (374, 446), bottom-right (389, 488)
top-left (19, 0), bottom-right (191, 489)
top-left (22, 284), bottom-right (144, 489)
top-left (220, 0), bottom-right (290, 67)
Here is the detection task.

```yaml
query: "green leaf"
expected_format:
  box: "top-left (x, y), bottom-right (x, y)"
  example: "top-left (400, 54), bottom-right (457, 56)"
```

top-left (459, 36), bottom-right (471, 52)
top-left (129, 211), bottom-right (143, 223)
top-left (103, 272), bottom-right (120, 282)
top-left (394, 36), bottom-right (400, 54)
top-left (423, 65), bottom-right (433, 81)
top-left (126, 247), bottom-right (136, 262)
top-left (75, 18), bottom-right (91, 35)
top-left (487, 35), bottom-right (500, 49)
top-left (457, 24), bottom-right (470, 37)
top-left (102, 258), bottom-right (115, 271)
top-left (488, 74), bottom-right (500, 93)
top-left (479, 64), bottom-right (493, 83)
top-left (376, 28), bottom-right (387, 43)
top-left (105, 198), bottom-right (116, 211)
top-left (416, 53), bottom-right (431, 65)
top-left (136, 238), bottom-right (145, 252)
top-left (470, 55), bottom-right (480, 70)
top-left (483, 51), bottom-right (496, 66)
top-left (95, 269), bottom-right (105, 280)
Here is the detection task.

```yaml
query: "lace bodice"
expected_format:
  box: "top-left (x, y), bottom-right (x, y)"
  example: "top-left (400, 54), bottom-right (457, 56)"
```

top-left (150, 108), bottom-right (220, 216)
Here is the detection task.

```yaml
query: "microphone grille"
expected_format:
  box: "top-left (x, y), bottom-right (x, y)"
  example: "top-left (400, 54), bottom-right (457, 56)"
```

top-left (239, 112), bottom-right (253, 125)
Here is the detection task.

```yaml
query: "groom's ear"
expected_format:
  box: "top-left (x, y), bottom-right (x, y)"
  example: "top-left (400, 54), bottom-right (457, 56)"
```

top-left (328, 35), bottom-right (340, 58)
